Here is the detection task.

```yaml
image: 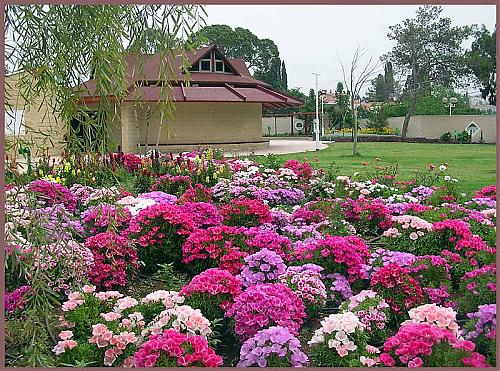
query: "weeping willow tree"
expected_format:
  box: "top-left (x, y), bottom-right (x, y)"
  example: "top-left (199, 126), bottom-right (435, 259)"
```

top-left (5, 4), bottom-right (206, 156)
top-left (3, 5), bottom-right (205, 367)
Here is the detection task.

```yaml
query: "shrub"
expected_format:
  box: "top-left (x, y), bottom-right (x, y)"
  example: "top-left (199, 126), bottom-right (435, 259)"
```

top-left (340, 290), bottom-right (390, 344)
top-left (220, 197), bottom-right (272, 227)
top-left (293, 235), bottom-right (370, 281)
top-left (225, 283), bottom-right (306, 341)
top-left (134, 329), bottom-right (223, 367)
top-left (238, 326), bottom-right (309, 367)
top-left (126, 203), bottom-right (196, 272)
top-left (380, 323), bottom-right (488, 367)
top-left (28, 179), bottom-right (76, 212)
top-left (237, 249), bottom-right (287, 288)
top-left (308, 312), bottom-right (368, 367)
top-left (181, 226), bottom-right (248, 274)
top-left (180, 268), bottom-right (242, 322)
top-left (150, 174), bottom-right (192, 196)
top-left (85, 232), bottom-right (139, 290)
top-left (280, 267), bottom-right (327, 318)
top-left (370, 264), bottom-right (425, 318)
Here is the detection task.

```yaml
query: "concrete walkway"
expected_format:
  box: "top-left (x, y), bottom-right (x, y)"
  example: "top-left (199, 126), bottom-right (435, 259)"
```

top-left (229, 139), bottom-right (330, 157)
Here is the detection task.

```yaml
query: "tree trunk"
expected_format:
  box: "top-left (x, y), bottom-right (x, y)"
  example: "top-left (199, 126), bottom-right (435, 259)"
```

top-left (401, 92), bottom-right (417, 138)
top-left (352, 106), bottom-right (359, 156)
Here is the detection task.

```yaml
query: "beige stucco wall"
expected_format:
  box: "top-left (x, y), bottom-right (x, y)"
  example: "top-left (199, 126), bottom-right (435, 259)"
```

top-left (120, 102), bottom-right (267, 153)
top-left (382, 115), bottom-right (496, 143)
top-left (5, 72), bottom-right (65, 158)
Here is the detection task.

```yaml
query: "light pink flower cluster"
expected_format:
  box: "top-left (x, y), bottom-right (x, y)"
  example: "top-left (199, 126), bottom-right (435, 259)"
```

top-left (308, 312), bottom-right (365, 357)
top-left (401, 304), bottom-right (460, 337)
top-left (360, 345), bottom-right (381, 367)
top-left (52, 330), bottom-right (77, 355)
top-left (142, 305), bottom-right (212, 339)
top-left (89, 323), bottom-right (139, 366)
top-left (141, 290), bottom-right (185, 309)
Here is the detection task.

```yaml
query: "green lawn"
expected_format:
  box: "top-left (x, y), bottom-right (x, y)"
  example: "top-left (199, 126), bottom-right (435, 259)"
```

top-left (261, 142), bottom-right (496, 195)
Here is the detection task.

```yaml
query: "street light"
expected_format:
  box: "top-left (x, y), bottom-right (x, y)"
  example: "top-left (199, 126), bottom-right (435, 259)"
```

top-left (312, 73), bottom-right (321, 151)
top-left (442, 97), bottom-right (458, 116)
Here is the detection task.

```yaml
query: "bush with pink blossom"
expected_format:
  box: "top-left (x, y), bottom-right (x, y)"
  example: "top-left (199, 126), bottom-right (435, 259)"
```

top-left (134, 329), bottom-right (223, 367)
top-left (85, 232), bottom-right (138, 290)
top-left (28, 179), bottom-right (77, 212)
top-left (380, 323), bottom-right (488, 367)
top-left (280, 267), bottom-right (327, 318)
top-left (293, 235), bottom-right (370, 282)
top-left (126, 203), bottom-right (197, 271)
top-left (225, 283), bottom-right (306, 341)
top-left (181, 226), bottom-right (248, 274)
top-left (458, 264), bottom-right (496, 313)
top-left (340, 290), bottom-right (390, 344)
top-left (81, 203), bottom-right (132, 236)
top-left (220, 197), bottom-right (272, 227)
top-left (150, 174), bottom-right (192, 196)
top-left (180, 268), bottom-right (242, 321)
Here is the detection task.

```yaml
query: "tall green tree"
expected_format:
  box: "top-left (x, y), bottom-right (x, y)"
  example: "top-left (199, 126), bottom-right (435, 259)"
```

top-left (384, 5), bottom-right (471, 137)
top-left (466, 25), bottom-right (496, 105)
top-left (196, 24), bottom-right (284, 89)
top-left (281, 60), bottom-right (288, 90)
top-left (5, 5), bottom-right (205, 155)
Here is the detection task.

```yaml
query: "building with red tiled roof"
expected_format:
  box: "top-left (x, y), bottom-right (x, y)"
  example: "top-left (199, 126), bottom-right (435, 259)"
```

top-left (75, 45), bottom-right (303, 153)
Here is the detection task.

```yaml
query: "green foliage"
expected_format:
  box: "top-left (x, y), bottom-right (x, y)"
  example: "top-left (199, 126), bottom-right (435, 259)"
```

top-left (466, 25), bottom-right (496, 105)
top-left (5, 5), bottom-right (205, 155)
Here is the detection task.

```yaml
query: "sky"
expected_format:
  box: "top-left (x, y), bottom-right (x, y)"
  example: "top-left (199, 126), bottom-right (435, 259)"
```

top-left (204, 5), bottom-right (496, 95)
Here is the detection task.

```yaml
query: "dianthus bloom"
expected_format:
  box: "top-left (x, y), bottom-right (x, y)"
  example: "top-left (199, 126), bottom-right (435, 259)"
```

top-left (238, 249), bottom-right (287, 287)
top-left (220, 197), bottom-right (272, 227)
top-left (121, 153), bottom-right (142, 172)
top-left (381, 323), bottom-right (488, 367)
top-left (28, 179), bottom-right (76, 212)
top-left (370, 263), bottom-right (424, 313)
top-left (180, 268), bottom-right (241, 318)
top-left (280, 268), bottom-right (327, 318)
top-left (181, 225), bottom-right (248, 274)
top-left (85, 232), bottom-right (138, 290)
top-left (465, 304), bottom-right (496, 341)
top-left (226, 283), bottom-right (306, 341)
top-left (401, 304), bottom-right (460, 337)
top-left (5, 285), bottom-right (30, 315)
top-left (134, 329), bottom-right (223, 367)
top-left (294, 235), bottom-right (369, 281)
top-left (81, 203), bottom-right (131, 235)
top-left (238, 326), bottom-right (309, 367)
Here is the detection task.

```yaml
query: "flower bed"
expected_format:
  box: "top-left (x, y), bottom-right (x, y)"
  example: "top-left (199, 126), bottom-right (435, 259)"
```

top-left (4, 149), bottom-right (496, 367)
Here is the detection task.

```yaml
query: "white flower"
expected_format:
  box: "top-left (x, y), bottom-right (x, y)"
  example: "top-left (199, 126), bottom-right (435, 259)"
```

top-left (439, 165), bottom-right (447, 172)
top-left (452, 178), bottom-right (458, 183)
top-left (460, 193), bottom-right (466, 197)
top-left (444, 176), bottom-right (451, 181)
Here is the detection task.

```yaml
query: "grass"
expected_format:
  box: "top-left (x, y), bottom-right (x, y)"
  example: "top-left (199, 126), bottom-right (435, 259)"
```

top-left (257, 142), bottom-right (496, 195)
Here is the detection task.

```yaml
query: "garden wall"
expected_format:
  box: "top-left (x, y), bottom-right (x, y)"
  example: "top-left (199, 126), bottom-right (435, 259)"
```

top-left (381, 115), bottom-right (496, 143)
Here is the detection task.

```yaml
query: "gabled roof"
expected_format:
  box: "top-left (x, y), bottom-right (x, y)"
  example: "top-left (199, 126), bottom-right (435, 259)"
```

top-left (75, 46), bottom-right (302, 108)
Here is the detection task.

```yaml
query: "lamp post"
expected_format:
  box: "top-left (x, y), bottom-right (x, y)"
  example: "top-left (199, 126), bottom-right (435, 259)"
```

top-left (312, 73), bottom-right (321, 151)
top-left (442, 97), bottom-right (458, 116)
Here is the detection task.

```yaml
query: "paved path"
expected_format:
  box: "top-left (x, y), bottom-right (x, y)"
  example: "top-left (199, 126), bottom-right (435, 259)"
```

top-left (230, 139), bottom-right (330, 157)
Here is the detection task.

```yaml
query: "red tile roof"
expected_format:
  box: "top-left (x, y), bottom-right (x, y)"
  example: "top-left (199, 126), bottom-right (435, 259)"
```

top-left (75, 45), bottom-right (302, 108)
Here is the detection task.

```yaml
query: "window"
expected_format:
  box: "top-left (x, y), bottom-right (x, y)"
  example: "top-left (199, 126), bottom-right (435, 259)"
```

top-left (200, 59), bottom-right (211, 71)
top-left (215, 60), bottom-right (224, 72)
top-left (5, 109), bottom-right (25, 136)
top-left (466, 122), bottom-right (480, 136)
top-left (189, 61), bottom-right (199, 72)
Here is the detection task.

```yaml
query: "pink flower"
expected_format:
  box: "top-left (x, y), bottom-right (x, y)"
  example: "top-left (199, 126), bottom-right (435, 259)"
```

top-left (59, 330), bottom-right (73, 340)
top-left (408, 357), bottom-right (423, 368)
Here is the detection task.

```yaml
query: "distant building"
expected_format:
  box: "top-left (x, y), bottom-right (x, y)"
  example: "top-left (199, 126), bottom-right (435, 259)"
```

top-left (468, 92), bottom-right (496, 113)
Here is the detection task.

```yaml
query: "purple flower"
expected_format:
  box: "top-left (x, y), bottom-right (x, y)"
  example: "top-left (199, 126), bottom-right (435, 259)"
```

top-left (139, 191), bottom-right (177, 204)
top-left (238, 249), bottom-right (287, 288)
top-left (238, 326), bottom-right (309, 367)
